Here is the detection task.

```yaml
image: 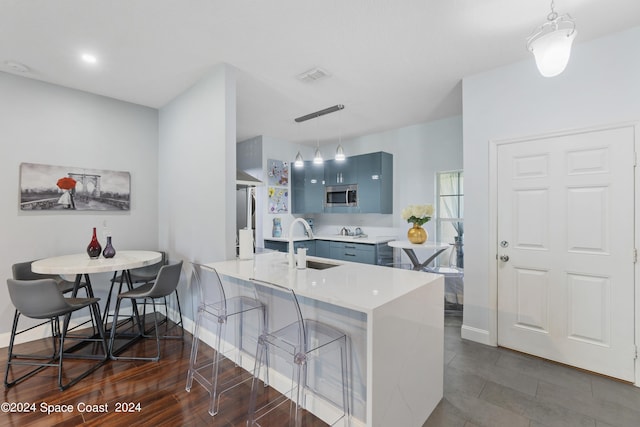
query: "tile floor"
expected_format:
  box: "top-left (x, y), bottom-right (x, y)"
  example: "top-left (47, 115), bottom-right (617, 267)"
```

top-left (424, 314), bottom-right (640, 427)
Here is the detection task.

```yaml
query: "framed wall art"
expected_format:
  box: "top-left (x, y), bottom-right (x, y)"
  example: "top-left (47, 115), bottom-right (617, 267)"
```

top-left (266, 159), bottom-right (289, 213)
top-left (19, 162), bottom-right (131, 211)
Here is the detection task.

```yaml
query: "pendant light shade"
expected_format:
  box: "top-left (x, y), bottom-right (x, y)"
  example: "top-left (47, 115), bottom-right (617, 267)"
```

top-left (527, 1), bottom-right (576, 78)
top-left (294, 151), bottom-right (304, 168)
top-left (313, 147), bottom-right (324, 164)
top-left (335, 144), bottom-right (345, 161)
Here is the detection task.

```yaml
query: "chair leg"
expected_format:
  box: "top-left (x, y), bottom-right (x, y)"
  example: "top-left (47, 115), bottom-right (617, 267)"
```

top-left (4, 311), bottom-right (55, 388)
top-left (209, 318), bottom-right (225, 416)
top-left (185, 305), bottom-right (203, 392)
top-left (57, 302), bottom-right (108, 391)
top-left (108, 297), bottom-right (124, 360)
top-left (340, 337), bottom-right (350, 426)
top-left (143, 292), bottom-right (183, 340)
top-left (110, 297), bottom-right (160, 362)
top-left (152, 299), bottom-right (161, 362)
top-left (292, 357), bottom-right (305, 427)
top-left (247, 339), bottom-right (266, 425)
top-left (174, 290), bottom-right (184, 337)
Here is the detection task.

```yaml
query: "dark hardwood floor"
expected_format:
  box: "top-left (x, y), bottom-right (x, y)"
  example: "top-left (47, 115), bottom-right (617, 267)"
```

top-left (1, 318), bottom-right (327, 427)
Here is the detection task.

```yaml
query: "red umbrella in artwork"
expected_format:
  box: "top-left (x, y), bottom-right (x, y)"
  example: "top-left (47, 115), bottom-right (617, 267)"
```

top-left (56, 176), bottom-right (77, 190)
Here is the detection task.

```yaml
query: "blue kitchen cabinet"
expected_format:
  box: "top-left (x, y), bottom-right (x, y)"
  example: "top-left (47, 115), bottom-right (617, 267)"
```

top-left (329, 241), bottom-right (376, 264)
top-left (293, 152), bottom-right (393, 214)
top-left (294, 240), bottom-right (316, 256)
top-left (356, 152), bottom-right (393, 214)
top-left (291, 165), bottom-right (305, 214)
top-left (264, 239), bottom-right (287, 252)
top-left (264, 239), bottom-right (316, 256)
top-left (315, 240), bottom-right (331, 258)
top-left (267, 238), bottom-right (390, 266)
top-left (324, 157), bottom-right (358, 186)
top-left (291, 161), bottom-right (324, 214)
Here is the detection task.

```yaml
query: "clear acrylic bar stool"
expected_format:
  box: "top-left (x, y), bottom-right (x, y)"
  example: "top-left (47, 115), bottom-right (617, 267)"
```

top-left (185, 263), bottom-right (266, 417)
top-left (248, 278), bottom-right (350, 427)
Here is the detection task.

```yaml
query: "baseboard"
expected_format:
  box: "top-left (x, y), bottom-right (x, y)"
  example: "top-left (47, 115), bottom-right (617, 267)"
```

top-left (461, 324), bottom-right (493, 346)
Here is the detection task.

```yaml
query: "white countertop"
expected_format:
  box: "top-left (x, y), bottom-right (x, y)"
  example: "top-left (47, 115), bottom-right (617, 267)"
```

top-left (206, 251), bottom-right (441, 314)
top-left (264, 234), bottom-right (397, 245)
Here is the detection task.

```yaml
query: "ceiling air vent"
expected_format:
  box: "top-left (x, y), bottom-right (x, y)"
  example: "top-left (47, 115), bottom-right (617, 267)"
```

top-left (297, 67), bottom-right (330, 83)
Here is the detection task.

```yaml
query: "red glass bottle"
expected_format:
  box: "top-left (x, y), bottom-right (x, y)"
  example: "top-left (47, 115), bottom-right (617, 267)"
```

top-left (87, 227), bottom-right (102, 259)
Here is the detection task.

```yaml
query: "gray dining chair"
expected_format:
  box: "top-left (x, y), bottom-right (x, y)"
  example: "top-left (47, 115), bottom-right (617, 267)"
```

top-left (12, 260), bottom-right (95, 339)
top-left (103, 252), bottom-right (182, 334)
top-left (4, 278), bottom-right (108, 391)
top-left (109, 261), bottom-right (183, 361)
top-left (12, 260), bottom-right (90, 296)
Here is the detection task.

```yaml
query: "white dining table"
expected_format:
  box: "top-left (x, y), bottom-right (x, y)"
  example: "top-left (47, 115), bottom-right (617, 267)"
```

top-left (387, 240), bottom-right (451, 271)
top-left (32, 250), bottom-right (162, 296)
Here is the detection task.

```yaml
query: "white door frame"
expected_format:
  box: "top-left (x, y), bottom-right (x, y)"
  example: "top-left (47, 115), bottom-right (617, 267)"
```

top-left (488, 120), bottom-right (640, 385)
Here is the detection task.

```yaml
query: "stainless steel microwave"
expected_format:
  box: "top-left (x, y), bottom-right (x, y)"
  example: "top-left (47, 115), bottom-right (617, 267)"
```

top-left (325, 184), bottom-right (358, 207)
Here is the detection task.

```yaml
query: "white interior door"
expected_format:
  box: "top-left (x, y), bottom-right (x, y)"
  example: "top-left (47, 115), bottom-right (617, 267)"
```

top-left (497, 126), bottom-right (636, 381)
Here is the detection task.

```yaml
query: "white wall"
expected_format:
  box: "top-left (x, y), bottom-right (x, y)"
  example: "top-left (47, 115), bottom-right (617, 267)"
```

top-left (158, 64), bottom-right (236, 320)
top-left (462, 26), bottom-right (640, 344)
top-left (0, 71), bottom-right (159, 339)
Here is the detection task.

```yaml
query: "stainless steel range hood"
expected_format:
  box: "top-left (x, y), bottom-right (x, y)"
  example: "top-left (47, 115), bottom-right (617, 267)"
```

top-left (236, 170), bottom-right (262, 188)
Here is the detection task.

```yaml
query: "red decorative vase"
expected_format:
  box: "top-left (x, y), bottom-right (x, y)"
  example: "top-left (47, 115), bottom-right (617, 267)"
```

top-left (87, 227), bottom-right (102, 259)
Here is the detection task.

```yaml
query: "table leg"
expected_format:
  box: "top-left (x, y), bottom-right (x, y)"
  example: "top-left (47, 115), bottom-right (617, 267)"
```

top-left (402, 247), bottom-right (450, 271)
top-left (418, 247), bottom-right (449, 270)
top-left (402, 249), bottom-right (422, 270)
top-left (71, 274), bottom-right (83, 297)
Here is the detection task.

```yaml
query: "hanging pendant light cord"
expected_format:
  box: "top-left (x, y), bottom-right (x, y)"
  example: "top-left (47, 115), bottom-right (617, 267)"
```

top-left (547, 0), bottom-right (557, 21)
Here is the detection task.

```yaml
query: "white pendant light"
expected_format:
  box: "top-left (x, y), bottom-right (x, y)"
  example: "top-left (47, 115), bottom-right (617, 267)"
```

top-left (526, 0), bottom-right (576, 78)
top-left (313, 123), bottom-right (323, 164)
top-left (313, 147), bottom-right (324, 164)
top-left (294, 151), bottom-right (304, 168)
top-left (335, 121), bottom-right (346, 161)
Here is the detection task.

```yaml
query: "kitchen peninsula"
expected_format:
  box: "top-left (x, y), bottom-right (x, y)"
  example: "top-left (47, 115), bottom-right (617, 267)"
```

top-left (207, 251), bottom-right (443, 427)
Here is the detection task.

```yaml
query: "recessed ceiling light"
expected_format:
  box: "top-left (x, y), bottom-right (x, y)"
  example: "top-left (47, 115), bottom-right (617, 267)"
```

top-left (81, 53), bottom-right (97, 64)
top-left (4, 61), bottom-right (30, 73)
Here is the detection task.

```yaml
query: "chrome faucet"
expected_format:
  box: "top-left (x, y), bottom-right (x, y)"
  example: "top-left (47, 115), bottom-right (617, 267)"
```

top-left (289, 218), bottom-right (314, 268)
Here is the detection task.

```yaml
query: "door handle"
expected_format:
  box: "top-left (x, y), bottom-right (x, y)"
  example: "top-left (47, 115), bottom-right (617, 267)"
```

top-left (499, 255), bottom-right (510, 262)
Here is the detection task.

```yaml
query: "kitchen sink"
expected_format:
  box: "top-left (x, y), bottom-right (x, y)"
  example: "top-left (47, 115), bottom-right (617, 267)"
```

top-left (306, 260), bottom-right (340, 270)
top-left (280, 259), bottom-right (341, 269)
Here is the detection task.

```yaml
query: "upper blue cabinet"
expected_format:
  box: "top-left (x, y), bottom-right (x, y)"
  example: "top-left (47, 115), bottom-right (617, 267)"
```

top-left (291, 161), bottom-right (324, 214)
top-left (325, 156), bottom-right (358, 185)
top-left (291, 151), bottom-right (393, 214)
top-left (356, 152), bottom-right (393, 214)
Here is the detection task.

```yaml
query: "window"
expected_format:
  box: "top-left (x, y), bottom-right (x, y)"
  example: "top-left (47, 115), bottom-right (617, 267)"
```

top-left (436, 171), bottom-right (464, 247)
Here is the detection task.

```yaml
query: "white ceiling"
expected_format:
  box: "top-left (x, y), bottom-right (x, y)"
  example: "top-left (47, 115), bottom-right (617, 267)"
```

top-left (2, 0), bottom-right (639, 146)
